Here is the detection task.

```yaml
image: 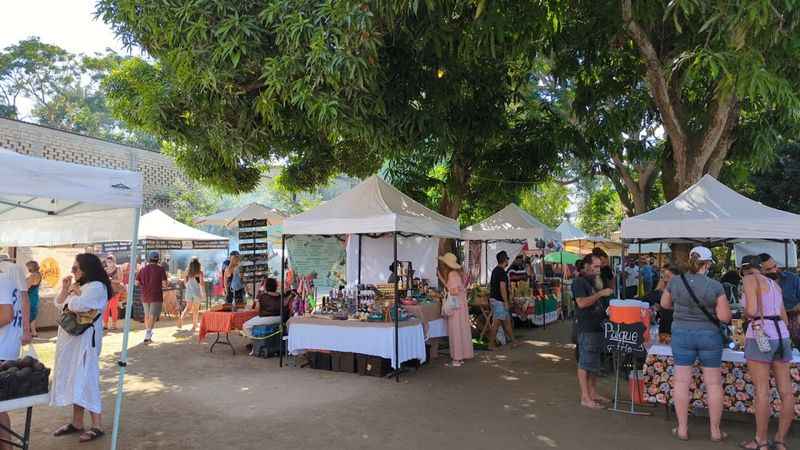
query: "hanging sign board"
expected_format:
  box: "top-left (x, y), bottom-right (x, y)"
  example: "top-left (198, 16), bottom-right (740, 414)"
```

top-left (239, 219), bottom-right (269, 228)
top-left (602, 321), bottom-right (646, 357)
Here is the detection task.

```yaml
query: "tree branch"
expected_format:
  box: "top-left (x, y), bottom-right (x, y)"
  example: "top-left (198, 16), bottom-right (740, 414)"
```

top-left (621, 0), bottom-right (687, 179)
top-left (697, 93), bottom-right (737, 170)
top-left (600, 163), bottom-right (635, 216)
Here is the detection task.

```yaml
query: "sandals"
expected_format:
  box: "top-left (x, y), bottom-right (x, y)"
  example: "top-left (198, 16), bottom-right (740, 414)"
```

top-left (671, 427), bottom-right (689, 441)
top-left (54, 423), bottom-right (83, 437)
top-left (738, 439), bottom-right (769, 449)
top-left (772, 442), bottom-right (788, 450)
top-left (79, 428), bottom-right (105, 443)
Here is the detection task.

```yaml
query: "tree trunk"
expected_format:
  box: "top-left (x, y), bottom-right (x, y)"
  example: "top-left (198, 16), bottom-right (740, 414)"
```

top-left (438, 154), bottom-right (469, 255)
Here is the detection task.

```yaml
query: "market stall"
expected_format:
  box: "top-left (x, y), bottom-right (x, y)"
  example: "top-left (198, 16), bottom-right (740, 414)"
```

top-left (462, 204), bottom-right (562, 328)
top-left (195, 202), bottom-right (286, 228)
top-left (643, 344), bottom-right (800, 419)
top-left (0, 148), bottom-right (143, 450)
top-left (622, 175), bottom-right (800, 419)
top-left (281, 176), bottom-right (461, 377)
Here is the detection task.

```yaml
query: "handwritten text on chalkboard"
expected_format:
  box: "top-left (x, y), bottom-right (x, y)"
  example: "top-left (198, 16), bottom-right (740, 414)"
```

top-left (602, 321), bottom-right (646, 357)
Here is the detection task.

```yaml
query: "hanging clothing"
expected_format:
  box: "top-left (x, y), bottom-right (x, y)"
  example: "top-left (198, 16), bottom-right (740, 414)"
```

top-left (51, 281), bottom-right (107, 414)
top-left (445, 271), bottom-right (474, 361)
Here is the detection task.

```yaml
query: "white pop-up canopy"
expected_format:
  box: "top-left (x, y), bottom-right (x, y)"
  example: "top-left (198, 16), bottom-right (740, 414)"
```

top-left (462, 203), bottom-right (561, 243)
top-left (195, 202), bottom-right (286, 228)
top-left (556, 221), bottom-right (622, 256)
top-left (283, 175), bottom-right (461, 238)
top-left (137, 209), bottom-right (228, 248)
top-left (0, 149), bottom-right (142, 246)
top-left (622, 175), bottom-right (800, 243)
top-left (0, 148), bottom-right (142, 450)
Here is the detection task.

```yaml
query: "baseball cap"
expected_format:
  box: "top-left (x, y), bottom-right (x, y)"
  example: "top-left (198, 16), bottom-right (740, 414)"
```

top-left (689, 246), bottom-right (714, 262)
top-left (148, 250), bottom-right (160, 262)
top-left (229, 250), bottom-right (240, 257)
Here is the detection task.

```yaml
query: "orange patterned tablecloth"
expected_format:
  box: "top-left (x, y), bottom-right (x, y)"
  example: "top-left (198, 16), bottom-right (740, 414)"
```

top-left (198, 310), bottom-right (258, 342)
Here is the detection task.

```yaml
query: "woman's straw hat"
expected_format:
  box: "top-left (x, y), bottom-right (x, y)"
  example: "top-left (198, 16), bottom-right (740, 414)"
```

top-left (438, 252), bottom-right (461, 270)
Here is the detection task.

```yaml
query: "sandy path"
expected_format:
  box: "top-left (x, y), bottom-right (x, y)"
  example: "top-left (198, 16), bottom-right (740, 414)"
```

top-left (10, 320), bottom-right (768, 449)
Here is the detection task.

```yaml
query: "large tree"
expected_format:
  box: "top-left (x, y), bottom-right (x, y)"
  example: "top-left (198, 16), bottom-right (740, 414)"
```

top-left (98, 0), bottom-right (564, 221)
top-left (550, 0), bottom-right (800, 208)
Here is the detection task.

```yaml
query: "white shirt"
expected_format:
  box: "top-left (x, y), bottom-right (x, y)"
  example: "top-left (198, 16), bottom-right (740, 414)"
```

top-left (624, 266), bottom-right (640, 288)
top-left (0, 263), bottom-right (26, 360)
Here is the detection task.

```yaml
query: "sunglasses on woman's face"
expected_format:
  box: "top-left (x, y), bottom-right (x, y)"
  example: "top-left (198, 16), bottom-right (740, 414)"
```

top-left (71, 265), bottom-right (79, 273)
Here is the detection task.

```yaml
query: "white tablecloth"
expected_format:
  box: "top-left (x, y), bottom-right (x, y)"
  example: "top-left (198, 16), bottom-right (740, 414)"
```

top-left (647, 343), bottom-right (800, 364)
top-left (428, 318), bottom-right (447, 339)
top-left (288, 321), bottom-right (427, 369)
top-left (0, 393), bottom-right (49, 413)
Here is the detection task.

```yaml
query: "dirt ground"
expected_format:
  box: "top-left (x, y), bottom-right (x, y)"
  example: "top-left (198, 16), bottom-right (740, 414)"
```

top-left (9, 319), bottom-right (786, 450)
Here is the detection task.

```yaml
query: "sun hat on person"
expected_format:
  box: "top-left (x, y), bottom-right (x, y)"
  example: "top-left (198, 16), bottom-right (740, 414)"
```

top-left (438, 252), bottom-right (461, 270)
top-left (148, 250), bottom-right (160, 262)
top-left (689, 246), bottom-right (714, 262)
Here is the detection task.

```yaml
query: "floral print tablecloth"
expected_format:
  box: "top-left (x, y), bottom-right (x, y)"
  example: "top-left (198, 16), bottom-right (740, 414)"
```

top-left (643, 354), bottom-right (800, 418)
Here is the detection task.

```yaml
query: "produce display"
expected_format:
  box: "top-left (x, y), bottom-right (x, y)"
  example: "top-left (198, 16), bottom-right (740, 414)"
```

top-left (0, 356), bottom-right (50, 401)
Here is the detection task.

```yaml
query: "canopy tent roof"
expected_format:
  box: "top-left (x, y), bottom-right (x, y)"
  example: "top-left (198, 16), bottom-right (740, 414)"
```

top-left (0, 149), bottom-right (142, 247)
top-left (283, 175), bottom-right (461, 238)
top-left (136, 209), bottom-right (228, 248)
top-left (462, 203), bottom-right (561, 243)
top-left (195, 202), bottom-right (286, 228)
top-left (556, 222), bottom-right (622, 255)
top-left (622, 175), bottom-right (800, 243)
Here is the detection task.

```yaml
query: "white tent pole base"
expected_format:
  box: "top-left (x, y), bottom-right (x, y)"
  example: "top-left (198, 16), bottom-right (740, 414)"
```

top-left (110, 208), bottom-right (141, 450)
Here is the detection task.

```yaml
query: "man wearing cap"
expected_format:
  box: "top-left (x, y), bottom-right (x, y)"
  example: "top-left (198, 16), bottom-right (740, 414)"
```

top-left (136, 251), bottom-right (169, 344)
top-left (759, 253), bottom-right (800, 345)
top-left (488, 251), bottom-right (517, 350)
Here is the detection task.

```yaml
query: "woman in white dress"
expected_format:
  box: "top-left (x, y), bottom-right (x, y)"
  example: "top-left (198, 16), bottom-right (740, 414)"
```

top-left (51, 254), bottom-right (111, 443)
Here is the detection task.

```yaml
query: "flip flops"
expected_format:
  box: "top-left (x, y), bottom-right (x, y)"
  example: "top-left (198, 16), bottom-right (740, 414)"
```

top-left (738, 439), bottom-right (769, 449)
top-left (53, 423), bottom-right (83, 437)
top-left (79, 428), bottom-right (105, 443)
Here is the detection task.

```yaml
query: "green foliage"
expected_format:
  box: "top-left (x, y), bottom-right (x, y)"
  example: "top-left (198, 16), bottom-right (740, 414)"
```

top-left (169, 180), bottom-right (222, 225)
top-left (518, 182), bottom-right (569, 229)
top-left (744, 143), bottom-right (800, 214)
top-left (98, 0), bottom-right (564, 222)
top-left (577, 180), bottom-right (625, 238)
top-left (0, 37), bottom-right (159, 150)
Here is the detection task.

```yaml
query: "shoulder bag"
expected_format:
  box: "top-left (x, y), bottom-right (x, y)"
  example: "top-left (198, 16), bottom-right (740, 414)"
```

top-left (679, 273), bottom-right (732, 348)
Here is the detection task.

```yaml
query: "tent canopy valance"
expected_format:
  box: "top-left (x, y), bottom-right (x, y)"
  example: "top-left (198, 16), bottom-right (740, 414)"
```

top-left (621, 175), bottom-right (800, 243)
top-left (556, 222), bottom-right (622, 256)
top-left (283, 175), bottom-right (461, 238)
top-left (194, 202), bottom-right (286, 228)
top-left (135, 209), bottom-right (229, 250)
top-left (461, 203), bottom-right (561, 243)
top-left (0, 149), bottom-right (142, 247)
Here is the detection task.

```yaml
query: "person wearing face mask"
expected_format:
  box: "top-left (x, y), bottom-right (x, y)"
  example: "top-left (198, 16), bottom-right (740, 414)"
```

top-left (759, 253), bottom-right (800, 347)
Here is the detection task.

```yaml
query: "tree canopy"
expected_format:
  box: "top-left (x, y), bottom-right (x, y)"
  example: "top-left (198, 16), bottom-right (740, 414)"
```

top-left (98, 0), bottom-right (569, 221)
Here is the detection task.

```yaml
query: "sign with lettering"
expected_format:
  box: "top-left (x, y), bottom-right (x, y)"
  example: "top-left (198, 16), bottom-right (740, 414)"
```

top-left (239, 219), bottom-right (269, 228)
top-left (191, 240), bottom-right (229, 250)
top-left (602, 321), bottom-right (646, 357)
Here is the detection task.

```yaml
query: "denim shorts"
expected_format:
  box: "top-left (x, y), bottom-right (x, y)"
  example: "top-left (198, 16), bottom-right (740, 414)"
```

top-left (744, 338), bottom-right (793, 363)
top-left (490, 299), bottom-right (510, 321)
top-left (578, 332), bottom-right (603, 373)
top-left (671, 327), bottom-right (723, 368)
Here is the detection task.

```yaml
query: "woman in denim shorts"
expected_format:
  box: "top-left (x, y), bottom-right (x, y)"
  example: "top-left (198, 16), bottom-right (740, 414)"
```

top-left (660, 247), bottom-right (731, 442)
top-left (739, 257), bottom-right (794, 450)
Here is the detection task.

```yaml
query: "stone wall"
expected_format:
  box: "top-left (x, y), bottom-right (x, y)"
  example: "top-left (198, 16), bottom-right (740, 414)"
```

top-left (0, 117), bottom-right (188, 212)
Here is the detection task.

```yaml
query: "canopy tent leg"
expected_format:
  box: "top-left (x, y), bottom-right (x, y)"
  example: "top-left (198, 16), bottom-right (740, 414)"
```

top-left (393, 231), bottom-right (400, 382)
top-left (619, 243), bottom-right (626, 299)
top-left (110, 208), bottom-right (141, 450)
top-left (637, 241), bottom-right (642, 299)
top-left (280, 234), bottom-right (286, 368)
top-left (484, 240), bottom-right (489, 285)
top-left (357, 234), bottom-right (362, 310)
top-left (785, 240), bottom-right (790, 270)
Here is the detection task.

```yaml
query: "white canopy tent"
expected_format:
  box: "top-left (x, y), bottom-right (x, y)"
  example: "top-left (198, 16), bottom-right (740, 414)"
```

top-left (194, 202), bottom-right (286, 228)
top-left (556, 221), bottom-right (622, 256)
top-left (282, 175), bottom-right (460, 379)
top-left (622, 175), bottom-right (800, 243)
top-left (462, 204), bottom-right (561, 283)
top-left (136, 209), bottom-right (229, 249)
top-left (284, 175), bottom-right (461, 238)
top-left (0, 148), bottom-right (142, 450)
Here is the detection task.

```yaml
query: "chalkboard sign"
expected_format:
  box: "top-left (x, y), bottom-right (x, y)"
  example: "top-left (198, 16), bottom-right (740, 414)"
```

top-left (602, 321), bottom-right (646, 357)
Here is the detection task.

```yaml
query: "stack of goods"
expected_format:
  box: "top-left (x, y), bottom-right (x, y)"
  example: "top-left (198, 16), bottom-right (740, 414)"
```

top-left (0, 356), bottom-right (50, 401)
